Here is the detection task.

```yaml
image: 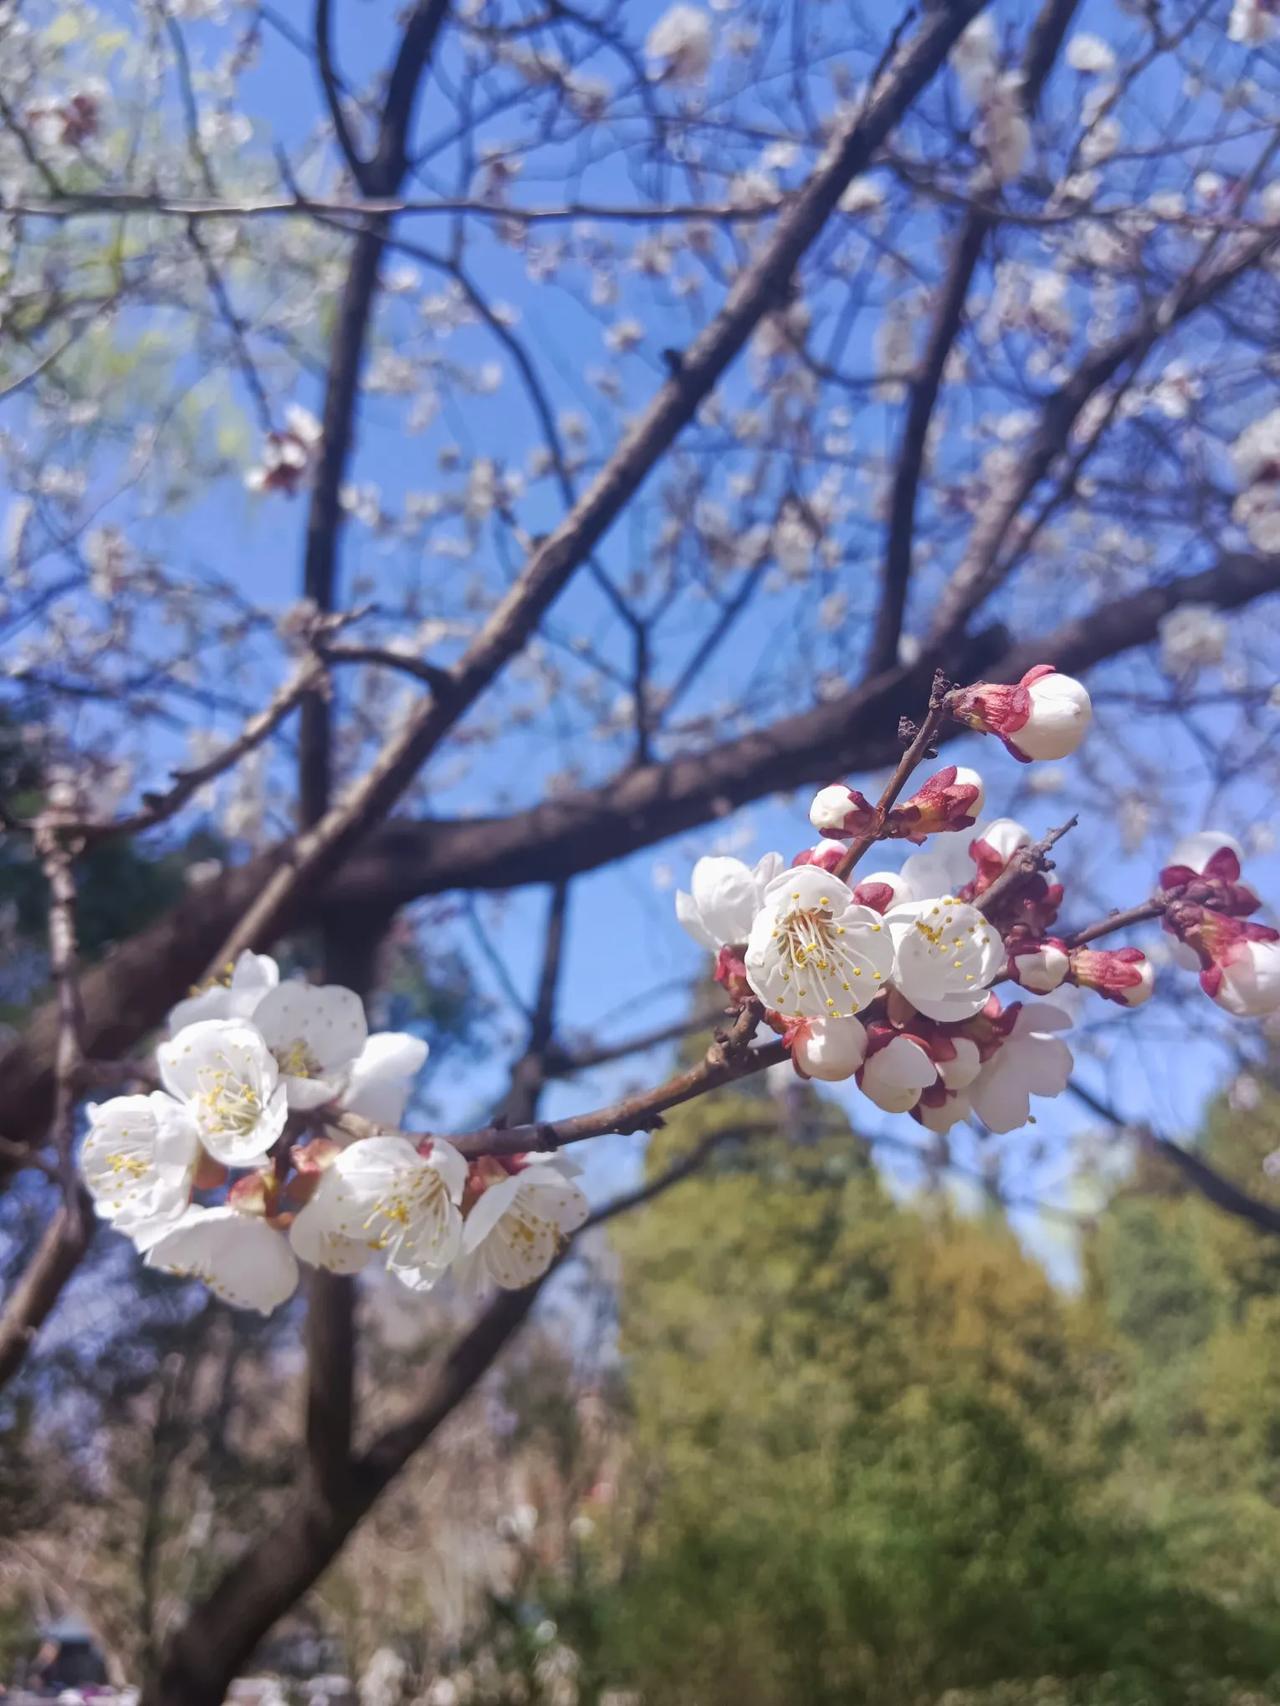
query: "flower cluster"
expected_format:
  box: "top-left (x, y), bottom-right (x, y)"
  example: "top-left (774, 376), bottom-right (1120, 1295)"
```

top-left (79, 952), bottom-right (587, 1313)
top-left (244, 405), bottom-right (323, 498)
top-left (676, 665), bottom-right (1279, 1138)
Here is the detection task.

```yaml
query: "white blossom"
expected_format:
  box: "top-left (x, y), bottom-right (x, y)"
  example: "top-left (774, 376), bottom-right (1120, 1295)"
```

top-left (887, 898), bottom-right (1003, 1023)
top-left (252, 981), bottom-right (368, 1110)
top-left (157, 1018), bottom-right (289, 1166)
top-left (167, 950), bottom-right (279, 1033)
top-left (859, 1034), bottom-right (937, 1114)
top-left (293, 1134), bottom-right (466, 1289)
top-left (1229, 0), bottom-right (1278, 44)
top-left (1066, 33), bottom-right (1116, 74)
top-left (976, 76), bottom-right (1030, 185)
top-left (676, 851), bottom-right (784, 951)
top-left (970, 1003), bottom-right (1072, 1133)
top-left (645, 4), bottom-right (713, 83)
top-left (454, 1157), bottom-right (589, 1293)
top-left (79, 1093), bottom-right (199, 1241)
top-left (744, 865), bottom-right (895, 1019)
top-left (145, 1206), bottom-right (299, 1314)
top-left (792, 1015), bottom-right (867, 1082)
top-left (1159, 604), bottom-right (1228, 676)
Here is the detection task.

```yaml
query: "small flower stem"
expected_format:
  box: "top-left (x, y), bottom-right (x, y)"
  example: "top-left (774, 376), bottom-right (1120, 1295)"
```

top-left (832, 671), bottom-right (955, 883)
top-left (1062, 897), bottom-right (1167, 949)
top-left (972, 814), bottom-right (1078, 917)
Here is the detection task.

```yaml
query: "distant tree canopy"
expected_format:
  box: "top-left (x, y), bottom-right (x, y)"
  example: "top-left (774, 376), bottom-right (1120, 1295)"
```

top-left (532, 1067), bottom-right (1280, 1706)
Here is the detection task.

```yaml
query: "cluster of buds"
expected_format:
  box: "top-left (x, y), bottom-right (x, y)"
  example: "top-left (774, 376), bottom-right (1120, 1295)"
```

top-left (809, 764), bottom-right (985, 843)
top-left (77, 951), bottom-right (587, 1313)
top-left (1160, 832), bottom-right (1280, 1017)
top-left (245, 405), bottom-right (324, 497)
top-left (677, 663), bottom-right (1278, 1142)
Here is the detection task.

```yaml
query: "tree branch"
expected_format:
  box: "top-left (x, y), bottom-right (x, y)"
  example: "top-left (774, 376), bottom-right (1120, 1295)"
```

top-left (3, 546), bottom-right (1279, 1165)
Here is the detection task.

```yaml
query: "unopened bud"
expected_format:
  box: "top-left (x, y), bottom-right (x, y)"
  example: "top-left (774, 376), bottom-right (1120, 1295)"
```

top-left (886, 766), bottom-right (984, 843)
top-left (1008, 938), bottom-right (1069, 994)
top-left (788, 1014), bottom-right (867, 1082)
top-left (809, 783), bottom-right (876, 839)
top-left (1068, 946), bottom-right (1154, 1007)
top-left (852, 870), bottom-right (909, 914)
top-left (969, 817), bottom-right (1031, 892)
top-left (793, 839), bottom-right (847, 873)
top-left (953, 665), bottom-right (1091, 763)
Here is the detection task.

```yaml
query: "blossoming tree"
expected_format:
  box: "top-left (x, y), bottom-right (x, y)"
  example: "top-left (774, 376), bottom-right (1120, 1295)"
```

top-left (4, 0), bottom-right (1280, 1697)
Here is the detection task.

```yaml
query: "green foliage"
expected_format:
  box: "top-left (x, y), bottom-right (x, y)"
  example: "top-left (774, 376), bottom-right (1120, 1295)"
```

top-left (545, 1074), bottom-right (1280, 1706)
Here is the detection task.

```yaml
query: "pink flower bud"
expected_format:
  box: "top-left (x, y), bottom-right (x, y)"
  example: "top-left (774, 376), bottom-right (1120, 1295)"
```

top-left (789, 1015), bottom-right (868, 1082)
top-left (809, 783), bottom-right (876, 839)
top-left (714, 944), bottom-right (754, 1004)
top-left (1067, 946), bottom-right (1154, 1006)
top-left (969, 818), bottom-right (1031, 892)
top-left (885, 766), bottom-right (985, 843)
top-left (793, 839), bottom-right (847, 873)
top-left (1160, 829), bottom-right (1244, 887)
top-left (1008, 937), bottom-right (1069, 994)
top-left (953, 665), bottom-right (1091, 763)
top-left (1159, 831), bottom-right (1260, 915)
top-left (852, 870), bottom-right (909, 913)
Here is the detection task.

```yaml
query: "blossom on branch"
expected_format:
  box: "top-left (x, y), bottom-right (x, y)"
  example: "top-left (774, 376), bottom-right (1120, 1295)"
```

top-left (454, 1155), bottom-right (589, 1293)
top-left (744, 866), bottom-right (895, 1019)
top-left (952, 666), bottom-right (1092, 762)
top-left (676, 852), bottom-right (784, 951)
top-left (80, 1093), bottom-right (200, 1242)
top-left (157, 1018), bottom-right (289, 1167)
top-left (145, 1205), bottom-right (300, 1315)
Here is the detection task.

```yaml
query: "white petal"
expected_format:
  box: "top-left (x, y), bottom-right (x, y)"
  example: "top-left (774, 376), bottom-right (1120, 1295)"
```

top-left (342, 1031), bottom-right (429, 1125)
top-left (487, 1211), bottom-right (562, 1289)
top-left (254, 981), bottom-right (368, 1076)
top-left (794, 1015), bottom-right (867, 1081)
top-left (1168, 829), bottom-right (1244, 874)
top-left (970, 1060), bottom-right (1030, 1134)
top-left (898, 841), bottom-right (974, 902)
top-left (146, 1207), bottom-right (299, 1314)
top-left (229, 951), bottom-right (279, 996)
top-left (1022, 1033), bottom-right (1073, 1096)
top-left (1011, 1000), bottom-right (1073, 1037)
top-left (166, 985), bottom-right (237, 1034)
top-left (752, 850), bottom-right (785, 888)
top-left (904, 985), bottom-right (995, 1024)
top-left (690, 855), bottom-right (760, 946)
top-left (675, 888), bottom-right (718, 951)
top-left (518, 1172), bottom-right (590, 1236)
top-left (80, 1093), bottom-right (198, 1229)
top-left (461, 1172), bottom-right (524, 1251)
top-left (424, 1137), bottom-right (467, 1204)
top-left (289, 1185), bottom-right (374, 1275)
top-left (937, 1037), bottom-right (981, 1090)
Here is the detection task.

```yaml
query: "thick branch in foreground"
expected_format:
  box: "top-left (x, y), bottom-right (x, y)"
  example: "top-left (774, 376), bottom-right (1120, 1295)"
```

top-left (199, 0), bottom-right (992, 971)
top-left (3, 547), bottom-right (1279, 1162)
top-left (0, 1193), bottom-right (93, 1387)
top-left (144, 1283), bottom-right (542, 1706)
